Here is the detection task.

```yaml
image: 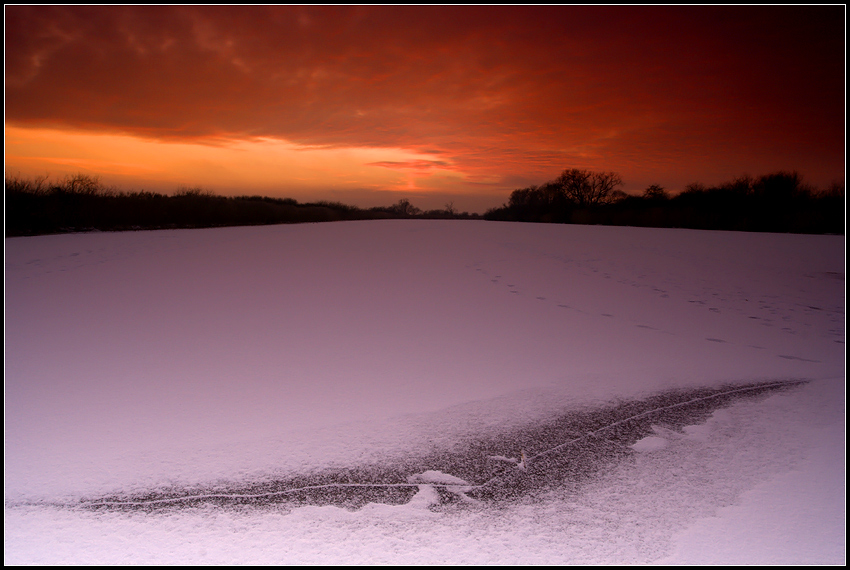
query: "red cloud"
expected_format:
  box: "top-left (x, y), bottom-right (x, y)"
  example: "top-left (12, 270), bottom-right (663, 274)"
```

top-left (367, 160), bottom-right (453, 173)
top-left (5, 6), bottom-right (845, 194)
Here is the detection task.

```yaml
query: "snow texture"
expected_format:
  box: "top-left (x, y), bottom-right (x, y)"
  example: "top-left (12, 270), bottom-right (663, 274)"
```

top-left (4, 220), bottom-right (845, 564)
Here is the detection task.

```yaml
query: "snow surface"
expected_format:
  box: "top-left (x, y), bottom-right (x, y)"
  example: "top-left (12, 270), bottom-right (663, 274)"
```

top-left (4, 220), bottom-right (845, 564)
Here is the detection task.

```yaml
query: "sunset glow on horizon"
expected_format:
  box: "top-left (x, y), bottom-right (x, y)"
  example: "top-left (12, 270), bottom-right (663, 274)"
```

top-left (5, 5), bottom-right (845, 212)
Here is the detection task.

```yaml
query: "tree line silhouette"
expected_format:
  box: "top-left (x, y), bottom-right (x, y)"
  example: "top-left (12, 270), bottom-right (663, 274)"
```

top-left (5, 169), bottom-right (843, 236)
top-left (484, 169), bottom-right (844, 234)
top-left (4, 175), bottom-right (478, 237)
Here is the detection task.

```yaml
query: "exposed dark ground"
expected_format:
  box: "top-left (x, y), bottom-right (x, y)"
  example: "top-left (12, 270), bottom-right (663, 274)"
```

top-left (71, 380), bottom-right (806, 514)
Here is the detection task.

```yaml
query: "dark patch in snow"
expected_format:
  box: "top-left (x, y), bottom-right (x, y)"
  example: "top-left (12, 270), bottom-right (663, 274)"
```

top-left (61, 380), bottom-right (807, 514)
top-left (810, 271), bottom-right (844, 281)
top-left (777, 355), bottom-right (821, 363)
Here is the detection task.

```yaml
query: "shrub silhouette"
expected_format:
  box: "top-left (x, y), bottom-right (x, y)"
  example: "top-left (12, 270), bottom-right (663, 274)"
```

top-left (5, 175), bottom-right (481, 236)
top-left (555, 168), bottom-right (623, 207)
top-left (486, 168), bottom-right (624, 223)
top-left (642, 184), bottom-right (669, 200)
top-left (6, 171), bottom-right (841, 236)
top-left (387, 198), bottom-right (422, 217)
top-left (3, 175), bottom-right (360, 235)
top-left (485, 170), bottom-right (843, 234)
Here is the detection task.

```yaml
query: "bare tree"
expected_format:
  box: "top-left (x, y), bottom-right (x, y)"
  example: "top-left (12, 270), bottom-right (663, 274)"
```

top-left (389, 198), bottom-right (421, 216)
top-left (555, 168), bottom-right (623, 207)
top-left (643, 184), bottom-right (669, 200)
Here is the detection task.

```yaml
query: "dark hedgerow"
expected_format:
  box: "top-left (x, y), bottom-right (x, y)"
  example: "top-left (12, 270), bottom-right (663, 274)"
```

top-left (4, 175), bottom-right (481, 236)
top-left (484, 170), bottom-right (844, 235)
top-left (6, 171), bottom-right (843, 236)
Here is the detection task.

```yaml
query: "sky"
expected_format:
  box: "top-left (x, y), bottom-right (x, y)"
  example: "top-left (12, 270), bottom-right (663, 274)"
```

top-left (4, 5), bottom-right (846, 212)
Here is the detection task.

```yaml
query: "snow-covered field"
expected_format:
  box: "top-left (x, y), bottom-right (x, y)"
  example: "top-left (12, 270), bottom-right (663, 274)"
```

top-left (4, 220), bottom-right (845, 564)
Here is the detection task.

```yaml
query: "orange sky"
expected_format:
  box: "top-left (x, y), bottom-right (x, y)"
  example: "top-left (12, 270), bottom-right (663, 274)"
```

top-left (5, 6), bottom-right (845, 212)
